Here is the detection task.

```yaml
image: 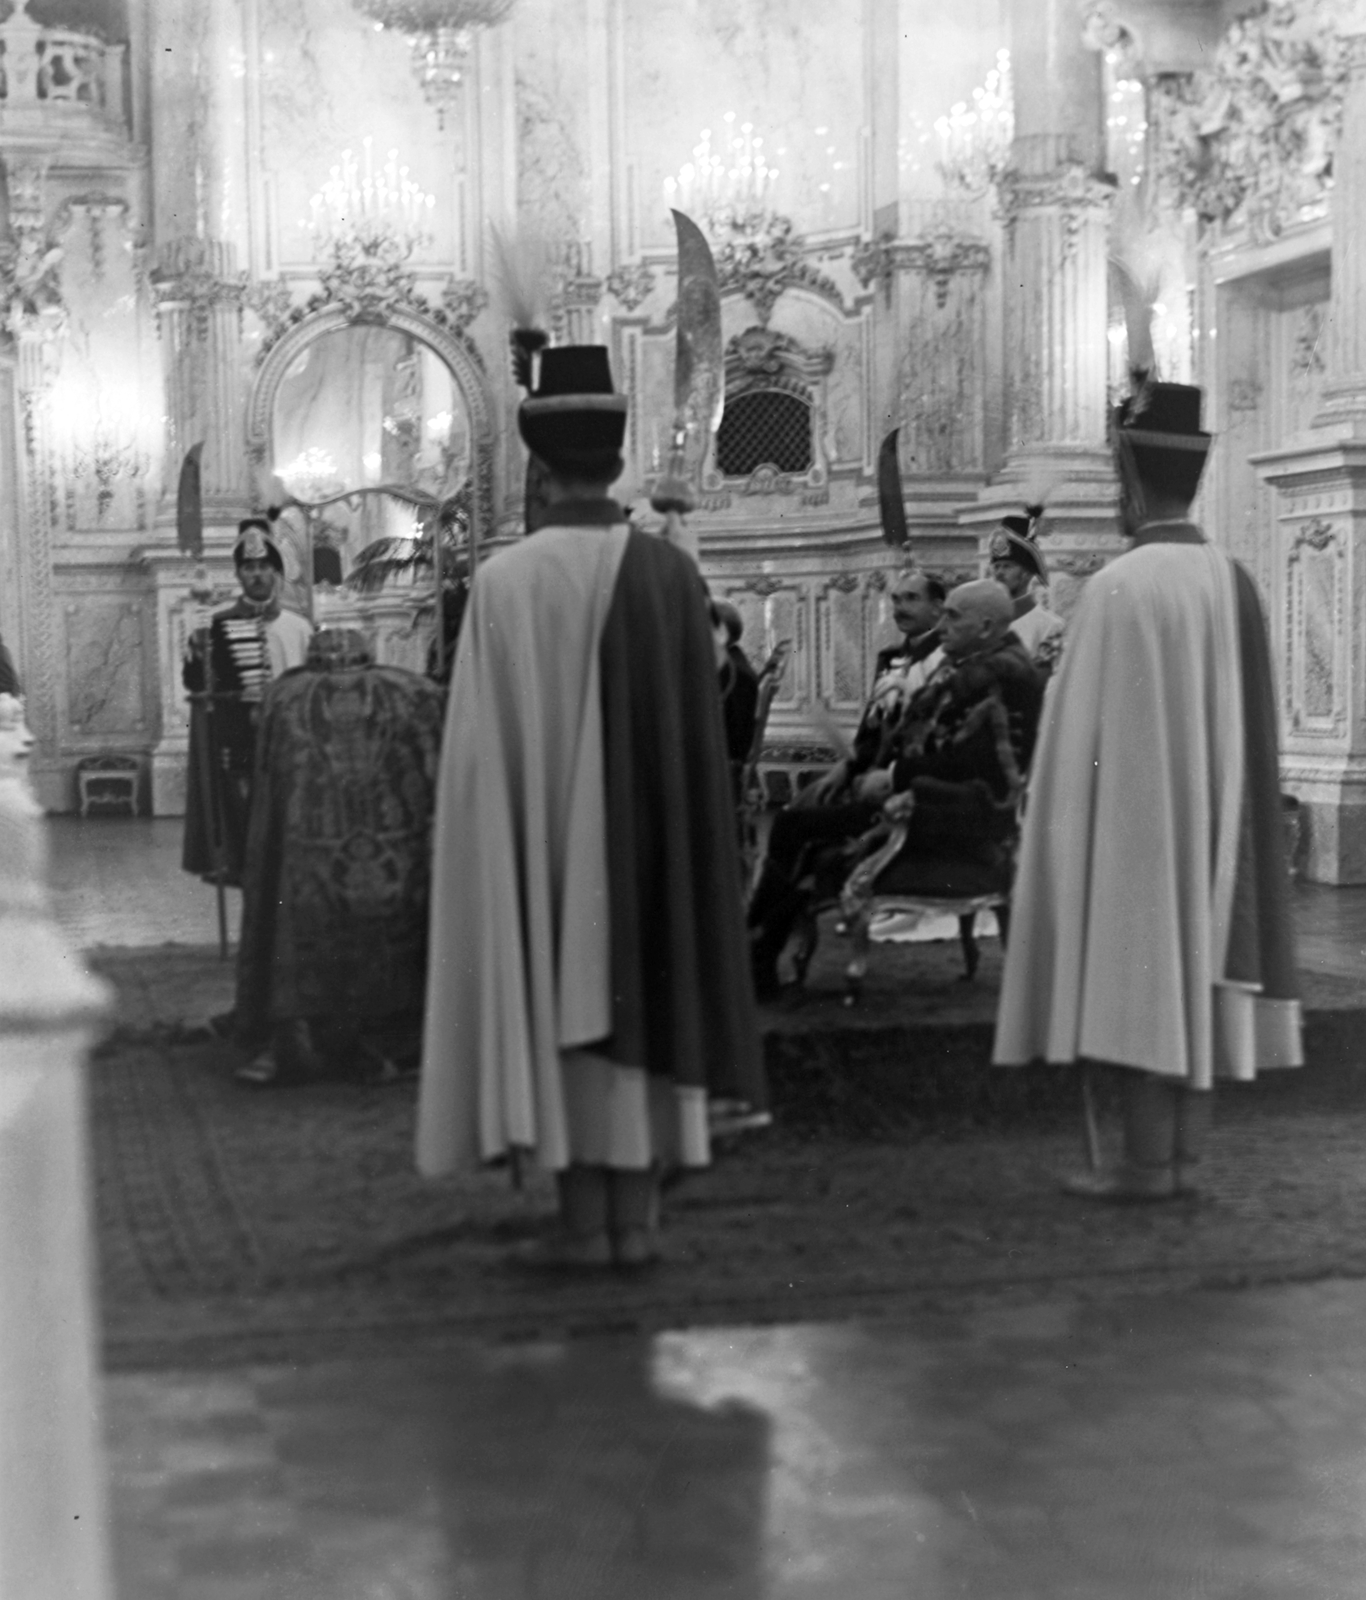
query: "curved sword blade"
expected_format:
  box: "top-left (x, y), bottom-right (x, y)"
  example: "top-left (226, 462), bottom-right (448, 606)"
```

top-left (672, 208), bottom-right (725, 453)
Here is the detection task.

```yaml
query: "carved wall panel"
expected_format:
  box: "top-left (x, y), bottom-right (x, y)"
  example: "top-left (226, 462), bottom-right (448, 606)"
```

top-left (1286, 518), bottom-right (1347, 738)
top-left (816, 577), bottom-right (868, 714)
top-left (724, 580), bottom-right (808, 712)
top-left (1206, 263), bottom-right (1332, 718)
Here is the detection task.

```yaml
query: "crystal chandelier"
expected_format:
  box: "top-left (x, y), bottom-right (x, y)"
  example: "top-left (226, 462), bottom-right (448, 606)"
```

top-left (306, 138), bottom-right (435, 261)
top-left (934, 49), bottom-right (1014, 197)
top-left (353, 0), bottom-right (516, 129)
top-left (663, 113), bottom-right (780, 238)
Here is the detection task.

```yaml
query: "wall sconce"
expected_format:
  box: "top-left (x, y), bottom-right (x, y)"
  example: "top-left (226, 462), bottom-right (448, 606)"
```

top-left (45, 375), bottom-right (156, 525)
top-left (934, 50), bottom-right (1014, 197)
top-left (306, 137), bottom-right (435, 265)
top-left (664, 113), bottom-right (780, 239)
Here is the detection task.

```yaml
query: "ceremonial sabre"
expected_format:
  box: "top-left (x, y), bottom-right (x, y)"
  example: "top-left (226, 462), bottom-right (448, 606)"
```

top-left (651, 209), bottom-right (724, 562)
top-left (877, 427), bottom-right (909, 548)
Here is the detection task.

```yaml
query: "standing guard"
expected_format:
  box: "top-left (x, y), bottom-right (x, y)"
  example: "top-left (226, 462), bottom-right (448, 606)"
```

top-left (988, 505), bottom-right (1066, 677)
top-left (181, 517), bottom-right (313, 891)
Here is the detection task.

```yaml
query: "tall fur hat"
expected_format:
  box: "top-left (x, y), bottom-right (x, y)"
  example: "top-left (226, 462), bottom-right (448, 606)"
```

top-left (517, 346), bottom-right (628, 476)
top-left (1112, 380), bottom-right (1212, 507)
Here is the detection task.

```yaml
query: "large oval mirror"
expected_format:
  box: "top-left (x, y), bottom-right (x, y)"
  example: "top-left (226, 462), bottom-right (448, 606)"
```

top-left (270, 324), bottom-right (471, 581)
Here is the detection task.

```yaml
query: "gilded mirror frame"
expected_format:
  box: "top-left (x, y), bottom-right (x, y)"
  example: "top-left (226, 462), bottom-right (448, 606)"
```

top-left (244, 303), bottom-right (496, 537)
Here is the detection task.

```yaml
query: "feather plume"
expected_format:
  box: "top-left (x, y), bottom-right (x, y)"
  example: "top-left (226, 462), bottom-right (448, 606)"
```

top-left (1018, 470), bottom-right (1067, 520)
top-left (487, 221), bottom-right (553, 332)
top-left (1110, 254), bottom-right (1158, 383)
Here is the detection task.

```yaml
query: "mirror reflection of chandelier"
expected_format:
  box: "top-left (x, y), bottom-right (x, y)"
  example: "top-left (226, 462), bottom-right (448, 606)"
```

top-left (306, 137), bottom-right (436, 262)
top-left (663, 112), bottom-right (780, 237)
top-left (934, 49), bottom-right (1014, 197)
top-left (353, 0), bottom-right (516, 128)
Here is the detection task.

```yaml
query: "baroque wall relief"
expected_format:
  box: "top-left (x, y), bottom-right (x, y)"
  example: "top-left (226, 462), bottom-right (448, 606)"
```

top-left (1149, 3), bottom-right (1350, 247)
top-left (707, 322), bottom-right (835, 500)
top-left (1286, 516), bottom-right (1347, 735)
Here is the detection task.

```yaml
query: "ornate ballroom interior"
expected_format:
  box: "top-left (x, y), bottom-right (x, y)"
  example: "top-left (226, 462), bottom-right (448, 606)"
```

top-left (1, 0), bottom-right (1363, 878)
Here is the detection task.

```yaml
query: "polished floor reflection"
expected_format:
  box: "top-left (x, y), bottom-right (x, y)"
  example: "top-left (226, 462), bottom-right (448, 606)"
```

top-left (65, 816), bottom-right (1366, 1596)
top-left (108, 1278), bottom-right (1366, 1599)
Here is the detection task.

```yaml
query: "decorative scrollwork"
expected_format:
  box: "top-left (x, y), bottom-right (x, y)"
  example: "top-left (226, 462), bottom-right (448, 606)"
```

top-left (1291, 516), bottom-right (1337, 555)
top-left (1149, 5), bottom-right (1351, 245)
top-left (712, 212), bottom-right (842, 327)
top-left (439, 276), bottom-right (489, 334)
top-left (151, 240), bottom-right (248, 342)
top-left (995, 162), bottom-right (1115, 259)
top-left (0, 158), bottom-right (65, 338)
top-left (605, 261), bottom-right (657, 312)
top-left (725, 326), bottom-right (835, 397)
top-left (244, 278), bottom-right (295, 339)
top-left (853, 224), bottom-right (989, 309)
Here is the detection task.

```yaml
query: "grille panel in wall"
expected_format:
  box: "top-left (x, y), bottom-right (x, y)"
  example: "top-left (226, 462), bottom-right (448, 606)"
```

top-left (715, 390), bottom-right (813, 476)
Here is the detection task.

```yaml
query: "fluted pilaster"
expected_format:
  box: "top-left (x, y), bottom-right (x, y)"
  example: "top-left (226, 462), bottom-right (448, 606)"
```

top-left (1314, 29), bottom-right (1366, 428)
top-left (151, 237), bottom-right (249, 510)
top-left (997, 144), bottom-right (1114, 454)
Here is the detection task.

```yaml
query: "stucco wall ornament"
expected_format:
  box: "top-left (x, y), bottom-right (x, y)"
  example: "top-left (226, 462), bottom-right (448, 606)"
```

top-left (1291, 516), bottom-right (1337, 553)
top-left (605, 261), bottom-right (657, 312)
top-left (1290, 303), bottom-right (1326, 381)
top-left (0, 159), bottom-right (65, 339)
top-left (439, 276), bottom-right (489, 334)
top-left (1149, 2), bottom-right (1351, 245)
top-left (244, 278), bottom-right (295, 339)
top-left (150, 242), bottom-right (248, 344)
top-left (995, 162), bottom-right (1115, 260)
top-left (852, 225), bottom-right (990, 307)
top-left (725, 326), bottom-right (834, 397)
top-left (712, 213), bottom-right (842, 327)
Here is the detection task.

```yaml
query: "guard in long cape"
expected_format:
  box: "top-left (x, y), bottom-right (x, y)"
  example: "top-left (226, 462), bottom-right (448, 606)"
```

top-left (416, 345), bottom-right (765, 1269)
top-left (181, 518), bottom-right (314, 888)
top-left (992, 377), bottom-right (1302, 1200)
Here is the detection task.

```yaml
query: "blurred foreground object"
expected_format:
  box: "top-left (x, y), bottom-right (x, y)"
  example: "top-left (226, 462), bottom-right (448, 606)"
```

top-left (0, 692), bottom-right (114, 1599)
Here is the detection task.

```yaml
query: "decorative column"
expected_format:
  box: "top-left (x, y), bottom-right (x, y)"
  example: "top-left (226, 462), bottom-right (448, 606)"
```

top-left (965, 0), bottom-right (1122, 617)
top-left (0, 698), bottom-right (113, 1600)
top-left (1, 153), bottom-right (69, 807)
top-left (1253, 11), bottom-right (1366, 882)
top-left (143, 240), bottom-right (249, 816)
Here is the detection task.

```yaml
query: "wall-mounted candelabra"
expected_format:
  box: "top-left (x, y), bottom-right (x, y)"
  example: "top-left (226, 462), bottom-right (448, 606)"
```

top-left (934, 50), bottom-right (1014, 197)
top-left (664, 113), bottom-right (781, 240)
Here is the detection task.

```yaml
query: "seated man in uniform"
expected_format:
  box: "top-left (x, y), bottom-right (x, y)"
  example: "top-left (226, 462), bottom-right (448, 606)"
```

top-left (748, 579), bottom-right (1042, 998)
top-left (234, 629), bottom-right (445, 1086)
top-left (182, 517), bottom-right (313, 887)
top-left (988, 505), bottom-right (1065, 678)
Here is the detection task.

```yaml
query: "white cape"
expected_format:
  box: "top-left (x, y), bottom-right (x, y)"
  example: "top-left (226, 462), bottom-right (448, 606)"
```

top-left (416, 524), bottom-right (629, 1175)
top-left (994, 541), bottom-right (1299, 1085)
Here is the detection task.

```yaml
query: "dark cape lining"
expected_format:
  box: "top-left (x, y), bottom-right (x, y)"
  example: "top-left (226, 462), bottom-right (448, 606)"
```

top-left (596, 529), bottom-right (766, 1106)
top-left (1223, 561), bottom-right (1299, 1000)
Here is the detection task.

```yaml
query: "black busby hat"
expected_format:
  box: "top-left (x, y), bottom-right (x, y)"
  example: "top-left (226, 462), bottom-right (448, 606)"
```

top-left (233, 514), bottom-right (284, 573)
top-left (1112, 380), bottom-right (1211, 507)
top-left (518, 346), bottom-right (628, 476)
top-left (988, 503), bottom-right (1048, 583)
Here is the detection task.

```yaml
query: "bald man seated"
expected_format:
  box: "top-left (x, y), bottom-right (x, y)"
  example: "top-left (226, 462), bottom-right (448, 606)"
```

top-left (749, 580), bottom-right (1045, 998)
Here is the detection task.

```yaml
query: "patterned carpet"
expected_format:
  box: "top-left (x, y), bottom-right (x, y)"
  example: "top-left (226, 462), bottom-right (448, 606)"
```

top-left (89, 950), bottom-right (1366, 1372)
